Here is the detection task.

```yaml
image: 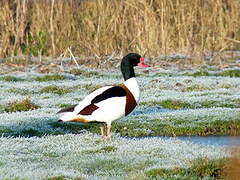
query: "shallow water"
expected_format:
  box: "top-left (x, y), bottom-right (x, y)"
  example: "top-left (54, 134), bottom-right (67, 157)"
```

top-left (177, 136), bottom-right (240, 147)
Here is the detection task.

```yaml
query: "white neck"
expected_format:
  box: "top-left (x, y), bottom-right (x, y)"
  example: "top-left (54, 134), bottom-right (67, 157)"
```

top-left (124, 77), bottom-right (140, 102)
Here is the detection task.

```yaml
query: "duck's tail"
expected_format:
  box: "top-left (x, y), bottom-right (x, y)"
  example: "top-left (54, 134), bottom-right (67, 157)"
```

top-left (58, 112), bottom-right (93, 123)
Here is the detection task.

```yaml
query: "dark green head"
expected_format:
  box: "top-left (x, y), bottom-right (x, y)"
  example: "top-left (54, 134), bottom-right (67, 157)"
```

top-left (120, 53), bottom-right (149, 81)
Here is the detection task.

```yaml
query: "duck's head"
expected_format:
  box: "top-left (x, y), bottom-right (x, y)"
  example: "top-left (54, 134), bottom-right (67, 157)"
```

top-left (121, 53), bottom-right (150, 80)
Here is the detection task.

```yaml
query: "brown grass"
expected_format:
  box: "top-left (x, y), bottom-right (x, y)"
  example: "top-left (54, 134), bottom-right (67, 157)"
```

top-left (0, 0), bottom-right (240, 62)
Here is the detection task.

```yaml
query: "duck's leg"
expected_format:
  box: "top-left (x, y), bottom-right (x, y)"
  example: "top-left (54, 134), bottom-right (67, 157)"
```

top-left (100, 126), bottom-right (105, 138)
top-left (106, 125), bottom-right (111, 139)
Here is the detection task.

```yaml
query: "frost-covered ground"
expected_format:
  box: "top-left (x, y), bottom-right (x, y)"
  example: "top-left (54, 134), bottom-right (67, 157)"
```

top-left (0, 66), bottom-right (239, 179)
top-left (0, 134), bottom-right (226, 179)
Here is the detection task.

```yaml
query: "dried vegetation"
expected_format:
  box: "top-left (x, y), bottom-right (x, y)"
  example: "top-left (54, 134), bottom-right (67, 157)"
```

top-left (0, 0), bottom-right (240, 64)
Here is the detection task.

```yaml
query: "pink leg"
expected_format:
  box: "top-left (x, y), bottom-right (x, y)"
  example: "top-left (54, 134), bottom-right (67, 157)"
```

top-left (100, 126), bottom-right (105, 138)
top-left (107, 125), bottom-right (111, 139)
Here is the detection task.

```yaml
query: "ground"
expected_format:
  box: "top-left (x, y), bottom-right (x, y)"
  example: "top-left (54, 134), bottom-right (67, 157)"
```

top-left (0, 61), bottom-right (239, 179)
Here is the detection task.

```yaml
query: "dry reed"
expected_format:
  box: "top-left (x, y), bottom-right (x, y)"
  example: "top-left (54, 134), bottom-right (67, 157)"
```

top-left (0, 0), bottom-right (240, 63)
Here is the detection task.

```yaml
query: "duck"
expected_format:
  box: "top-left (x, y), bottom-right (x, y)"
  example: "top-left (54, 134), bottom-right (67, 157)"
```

top-left (57, 53), bottom-right (150, 138)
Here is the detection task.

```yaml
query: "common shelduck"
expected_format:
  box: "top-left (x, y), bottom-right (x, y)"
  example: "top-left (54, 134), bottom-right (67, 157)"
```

top-left (57, 53), bottom-right (150, 138)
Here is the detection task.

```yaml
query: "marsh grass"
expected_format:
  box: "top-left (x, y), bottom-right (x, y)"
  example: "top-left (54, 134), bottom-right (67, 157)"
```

top-left (2, 178), bottom-right (25, 180)
top-left (190, 158), bottom-right (225, 178)
top-left (0, 70), bottom-right (239, 138)
top-left (0, 76), bottom-right (23, 82)
top-left (58, 103), bottom-right (74, 108)
top-left (82, 159), bottom-right (127, 175)
top-left (4, 98), bottom-right (40, 113)
top-left (217, 69), bottom-right (240, 77)
top-left (157, 99), bottom-right (192, 110)
top-left (183, 84), bottom-right (210, 92)
top-left (50, 121), bottom-right (99, 135)
top-left (47, 176), bottom-right (65, 180)
top-left (20, 128), bottom-right (45, 137)
top-left (0, 69), bottom-right (238, 178)
top-left (0, 104), bottom-right (4, 113)
top-left (145, 158), bottom-right (225, 179)
top-left (184, 71), bottom-right (210, 77)
top-left (0, 126), bottom-right (13, 134)
top-left (113, 119), bottom-right (240, 137)
top-left (199, 100), bottom-right (239, 108)
top-left (140, 100), bottom-right (190, 109)
top-left (82, 146), bottom-right (117, 154)
top-left (184, 69), bottom-right (240, 77)
top-left (40, 86), bottom-right (72, 95)
top-left (69, 69), bottom-right (101, 77)
top-left (34, 74), bottom-right (66, 82)
top-left (8, 88), bottom-right (34, 95)
top-left (0, 132), bottom-right (227, 179)
top-left (140, 99), bottom-right (240, 109)
top-left (1, 115), bottom-right (238, 137)
top-left (145, 168), bottom-right (187, 179)
top-left (4, 56), bottom-right (31, 65)
top-left (81, 84), bottom-right (103, 92)
top-left (1, 0), bottom-right (240, 62)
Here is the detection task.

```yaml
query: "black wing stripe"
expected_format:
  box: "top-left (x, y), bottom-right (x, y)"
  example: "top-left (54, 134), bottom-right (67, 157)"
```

top-left (57, 104), bottom-right (78, 113)
top-left (91, 86), bottom-right (127, 104)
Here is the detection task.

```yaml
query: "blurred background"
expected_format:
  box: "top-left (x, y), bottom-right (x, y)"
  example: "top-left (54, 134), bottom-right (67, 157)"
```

top-left (1, 0), bottom-right (240, 64)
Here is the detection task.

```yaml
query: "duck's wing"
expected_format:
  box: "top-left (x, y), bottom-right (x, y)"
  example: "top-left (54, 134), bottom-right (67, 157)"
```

top-left (91, 86), bottom-right (126, 104)
top-left (76, 86), bottom-right (127, 116)
top-left (73, 86), bottom-right (114, 114)
top-left (78, 85), bottom-right (138, 117)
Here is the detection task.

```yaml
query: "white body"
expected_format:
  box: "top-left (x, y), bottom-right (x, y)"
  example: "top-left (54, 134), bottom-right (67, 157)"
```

top-left (60, 77), bottom-right (140, 126)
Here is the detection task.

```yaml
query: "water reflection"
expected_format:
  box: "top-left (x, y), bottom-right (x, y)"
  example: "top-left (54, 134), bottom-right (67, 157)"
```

top-left (177, 136), bottom-right (240, 147)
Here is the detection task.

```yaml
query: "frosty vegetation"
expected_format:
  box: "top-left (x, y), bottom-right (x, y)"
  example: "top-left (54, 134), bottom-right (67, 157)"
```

top-left (0, 66), bottom-right (239, 179)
